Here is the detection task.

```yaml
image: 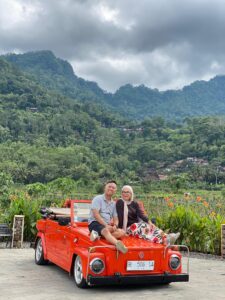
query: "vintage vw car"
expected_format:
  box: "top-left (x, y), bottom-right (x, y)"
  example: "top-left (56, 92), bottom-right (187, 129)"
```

top-left (34, 200), bottom-right (189, 288)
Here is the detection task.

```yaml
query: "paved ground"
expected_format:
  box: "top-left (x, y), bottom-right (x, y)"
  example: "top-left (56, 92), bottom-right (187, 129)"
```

top-left (0, 249), bottom-right (225, 300)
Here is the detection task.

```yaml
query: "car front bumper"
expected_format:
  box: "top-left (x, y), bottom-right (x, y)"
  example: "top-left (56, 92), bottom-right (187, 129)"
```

top-left (87, 273), bottom-right (189, 285)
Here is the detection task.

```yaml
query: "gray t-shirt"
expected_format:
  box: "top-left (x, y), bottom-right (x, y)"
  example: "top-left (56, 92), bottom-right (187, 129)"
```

top-left (88, 194), bottom-right (117, 224)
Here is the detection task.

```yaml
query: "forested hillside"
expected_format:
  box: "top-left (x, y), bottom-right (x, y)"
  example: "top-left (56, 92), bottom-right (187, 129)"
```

top-left (1, 53), bottom-right (225, 189)
top-left (3, 51), bottom-right (225, 120)
top-left (4, 50), bottom-right (107, 103)
top-left (109, 78), bottom-right (225, 120)
top-left (0, 57), bottom-right (128, 184)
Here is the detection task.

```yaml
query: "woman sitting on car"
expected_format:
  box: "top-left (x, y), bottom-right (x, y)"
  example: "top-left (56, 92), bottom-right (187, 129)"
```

top-left (116, 185), bottom-right (180, 244)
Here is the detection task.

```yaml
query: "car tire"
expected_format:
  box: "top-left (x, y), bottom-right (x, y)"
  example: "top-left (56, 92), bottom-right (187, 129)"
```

top-left (74, 255), bottom-right (88, 288)
top-left (35, 238), bottom-right (48, 265)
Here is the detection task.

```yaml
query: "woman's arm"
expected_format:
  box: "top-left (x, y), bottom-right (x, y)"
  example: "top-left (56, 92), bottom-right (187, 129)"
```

top-left (135, 201), bottom-right (149, 223)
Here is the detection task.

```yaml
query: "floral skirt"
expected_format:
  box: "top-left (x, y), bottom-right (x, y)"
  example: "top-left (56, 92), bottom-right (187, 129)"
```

top-left (127, 221), bottom-right (164, 243)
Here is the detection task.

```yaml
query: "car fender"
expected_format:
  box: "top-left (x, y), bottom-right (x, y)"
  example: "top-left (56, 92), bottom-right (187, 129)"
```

top-left (35, 233), bottom-right (47, 260)
top-left (70, 248), bottom-right (106, 277)
top-left (69, 247), bottom-right (89, 276)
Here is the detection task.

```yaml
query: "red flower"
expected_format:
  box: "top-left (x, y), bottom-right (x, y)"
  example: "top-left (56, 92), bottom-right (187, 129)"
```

top-left (130, 224), bottom-right (137, 231)
top-left (152, 237), bottom-right (159, 243)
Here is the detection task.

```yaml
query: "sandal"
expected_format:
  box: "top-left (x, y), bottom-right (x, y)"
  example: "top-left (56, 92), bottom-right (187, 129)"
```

top-left (115, 241), bottom-right (128, 254)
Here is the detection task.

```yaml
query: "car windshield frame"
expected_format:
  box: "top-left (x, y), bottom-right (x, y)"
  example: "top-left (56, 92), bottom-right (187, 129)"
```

top-left (70, 199), bottom-right (91, 226)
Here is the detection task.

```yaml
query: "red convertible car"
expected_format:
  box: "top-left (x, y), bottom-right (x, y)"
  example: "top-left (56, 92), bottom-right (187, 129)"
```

top-left (34, 200), bottom-right (189, 288)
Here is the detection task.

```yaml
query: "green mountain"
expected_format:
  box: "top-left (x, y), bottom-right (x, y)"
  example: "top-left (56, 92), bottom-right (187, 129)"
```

top-left (0, 56), bottom-right (124, 145)
top-left (3, 50), bottom-right (225, 121)
top-left (3, 50), bottom-right (107, 102)
top-left (0, 56), bottom-right (130, 183)
top-left (2, 55), bottom-right (225, 187)
top-left (110, 77), bottom-right (225, 120)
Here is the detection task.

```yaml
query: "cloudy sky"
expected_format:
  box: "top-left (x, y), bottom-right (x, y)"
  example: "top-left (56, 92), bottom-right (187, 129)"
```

top-left (1, 0), bottom-right (225, 92)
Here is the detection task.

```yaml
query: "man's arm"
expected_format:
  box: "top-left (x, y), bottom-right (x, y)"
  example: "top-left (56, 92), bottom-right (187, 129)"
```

top-left (92, 209), bottom-right (108, 226)
top-left (112, 216), bottom-right (119, 228)
top-left (92, 209), bottom-right (116, 232)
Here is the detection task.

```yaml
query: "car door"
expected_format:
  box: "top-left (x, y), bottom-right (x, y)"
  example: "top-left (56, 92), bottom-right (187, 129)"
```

top-left (44, 219), bottom-right (59, 262)
top-left (54, 223), bottom-right (71, 270)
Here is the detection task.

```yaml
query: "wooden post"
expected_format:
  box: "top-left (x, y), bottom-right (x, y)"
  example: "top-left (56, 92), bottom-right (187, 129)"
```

top-left (221, 224), bottom-right (225, 259)
top-left (12, 215), bottom-right (24, 248)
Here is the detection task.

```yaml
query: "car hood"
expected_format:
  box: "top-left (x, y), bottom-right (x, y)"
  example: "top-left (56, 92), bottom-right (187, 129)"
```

top-left (74, 226), bottom-right (164, 250)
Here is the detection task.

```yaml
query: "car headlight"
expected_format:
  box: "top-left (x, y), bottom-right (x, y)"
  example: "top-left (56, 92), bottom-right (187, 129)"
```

top-left (90, 258), bottom-right (105, 274)
top-left (169, 254), bottom-right (181, 270)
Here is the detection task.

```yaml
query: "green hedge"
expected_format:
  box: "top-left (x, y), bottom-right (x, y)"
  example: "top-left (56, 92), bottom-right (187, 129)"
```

top-left (157, 206), bottom-right (224, 255)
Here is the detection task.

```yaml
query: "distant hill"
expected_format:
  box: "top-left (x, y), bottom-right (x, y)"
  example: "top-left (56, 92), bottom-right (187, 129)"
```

top-left (0, 56), bottom-right (124, 145)
top-left (3, 50), bottom-right (107, 103)
top-left (2, 54), bottom-right (225, 186)
top-left (109, 77), bottom-right (225, 120)
top-left (3, 50), bottom-right (225, 120)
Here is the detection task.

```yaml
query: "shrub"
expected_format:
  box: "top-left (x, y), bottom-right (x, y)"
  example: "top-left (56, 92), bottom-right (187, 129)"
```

top-left (157, 206), bottom-right (224, 255)
top-left (0, 172), bottom-right (14, 208)
top-left (4, 192), bottom-right (41, 241)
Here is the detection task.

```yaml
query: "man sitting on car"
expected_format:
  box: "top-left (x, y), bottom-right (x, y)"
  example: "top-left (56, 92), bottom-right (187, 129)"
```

top-left (88, 180), bottom-right (127, 254)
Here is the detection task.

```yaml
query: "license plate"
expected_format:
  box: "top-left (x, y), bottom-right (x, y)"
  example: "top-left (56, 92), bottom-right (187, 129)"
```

top-left (127, 260), bottom-right (155, 271)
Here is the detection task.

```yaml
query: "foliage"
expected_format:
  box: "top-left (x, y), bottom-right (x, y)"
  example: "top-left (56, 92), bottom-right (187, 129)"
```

top-left (3, 53), bottom-right (225, 188)
top-left (3, 192), bottom-right (41, 241)
top-left (26, 182), bottom-right (47, 196)
top-left (157, 206), bottom-right (223, 255)
top-left (0, 172), bottom-right (13, 208)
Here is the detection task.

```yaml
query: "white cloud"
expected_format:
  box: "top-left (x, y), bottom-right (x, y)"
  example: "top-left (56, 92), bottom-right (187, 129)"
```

top-left (96, 4), bottom-right (119, 24)
top-left (0, 0), bottom-right (41, 30)
top-left (1, 0), bottom-right (225, 92)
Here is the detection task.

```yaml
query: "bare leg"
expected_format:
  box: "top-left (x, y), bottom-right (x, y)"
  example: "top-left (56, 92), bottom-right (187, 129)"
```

top-left (101, 227), bottom-right (118, 245)
top-left (101, 228), bottom-right (128, 254)
top-left (112, 229), bottom-right (126, 239)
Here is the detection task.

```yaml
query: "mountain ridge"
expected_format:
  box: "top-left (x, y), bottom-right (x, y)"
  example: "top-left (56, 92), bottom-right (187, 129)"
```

top-left (3, 50), bottom-right (225, 120)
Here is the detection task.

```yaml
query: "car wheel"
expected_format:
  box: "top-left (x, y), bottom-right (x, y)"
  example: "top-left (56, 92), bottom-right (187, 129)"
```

top-left (35, 238), bottom-right (48, 265)
top-left (74, 255), bottom-right (88, 288)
